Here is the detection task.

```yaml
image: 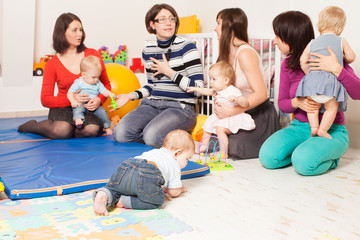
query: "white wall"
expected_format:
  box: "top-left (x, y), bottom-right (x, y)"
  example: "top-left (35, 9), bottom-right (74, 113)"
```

top-left (1, 0), bottom-right (360, 145)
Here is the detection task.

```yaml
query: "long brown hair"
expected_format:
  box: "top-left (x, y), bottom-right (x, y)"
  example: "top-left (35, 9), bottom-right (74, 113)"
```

top-left (272, 11), bottom-right (314, 71)
top-left (217, 8), bottom-right (248, 62)
top-left (52, 13), bottom-right (86, 54)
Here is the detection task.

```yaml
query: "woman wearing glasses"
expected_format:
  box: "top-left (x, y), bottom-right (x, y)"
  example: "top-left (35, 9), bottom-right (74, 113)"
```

top-left (113, 4), bottom-right (204, 148)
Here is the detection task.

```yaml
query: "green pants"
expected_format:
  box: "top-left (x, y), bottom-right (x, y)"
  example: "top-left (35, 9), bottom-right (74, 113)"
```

top-left (259, 119), bottom-right (349, 176)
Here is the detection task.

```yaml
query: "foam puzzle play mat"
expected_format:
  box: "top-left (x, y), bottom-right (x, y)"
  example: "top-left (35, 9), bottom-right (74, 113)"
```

top-left (0, 190), bottom-right (192, 239)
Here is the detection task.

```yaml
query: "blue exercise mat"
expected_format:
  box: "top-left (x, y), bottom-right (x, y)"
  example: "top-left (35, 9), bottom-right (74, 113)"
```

top-left (0, 116), bottom-right (48, 142)
top-left (0, 117), bottom-right (210, 199)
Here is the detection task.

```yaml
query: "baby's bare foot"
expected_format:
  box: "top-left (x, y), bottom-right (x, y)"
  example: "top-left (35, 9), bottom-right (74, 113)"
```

top-left (199, 144), bottom-right (208, 153)
top-left (317, 128), bottom-right (332, 139)
top-left (105, 128), bottom-right (113, 135)
top-left (75, 119), bottom-right (83, 129)
top-left (115, 197), bottom-right (124, 208)
top-left (93, 191), bottom-right (109, 216)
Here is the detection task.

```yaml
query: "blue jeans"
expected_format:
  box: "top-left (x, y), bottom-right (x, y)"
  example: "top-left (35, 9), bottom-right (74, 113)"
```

top-left (114, 98), bottom-right (196, 148)
top-left (73, 105), bottom-right (111, 128)
top-left (259, 119), bottom-right (349, 176)
top-left (93, 158), bottom-right (165, 209)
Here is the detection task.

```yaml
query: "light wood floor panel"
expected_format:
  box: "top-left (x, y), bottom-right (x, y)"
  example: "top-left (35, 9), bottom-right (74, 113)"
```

top-left (165, 148), bottom-right (360, 240)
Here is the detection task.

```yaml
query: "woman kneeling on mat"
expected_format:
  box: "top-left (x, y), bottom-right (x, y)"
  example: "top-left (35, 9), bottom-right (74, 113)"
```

top-left (259, 11), bottom-right (360, 175)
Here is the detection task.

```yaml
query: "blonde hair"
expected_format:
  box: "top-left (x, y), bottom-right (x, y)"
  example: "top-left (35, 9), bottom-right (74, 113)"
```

top-left (210, 61), bottom-right (235, 85)
top-left (317, 6), bottom-right (346, 35)
top-left (80, 55), bottom-right (102, 76)
top-left (163, 129), bottom-right (195, 154)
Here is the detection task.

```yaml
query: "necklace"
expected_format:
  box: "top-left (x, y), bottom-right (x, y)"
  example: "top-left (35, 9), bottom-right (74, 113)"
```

top-left (154, 36), bottom-right (175, 80)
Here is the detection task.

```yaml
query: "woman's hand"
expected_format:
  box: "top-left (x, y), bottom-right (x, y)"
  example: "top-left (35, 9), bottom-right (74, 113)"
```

top-left (111, 94), bottom-right (133, 111)
top-left (308, 46), bottom-right (343, 77)
top-left (291, 97), bottom-right (321, 113)
top-left (84, 97), bottom-right (101, 111)
top-left (74, 89), bottom-right (91, 104)
top-left (150, 53), bottom-right (175, 78)
top-left (214, 102), bottom-right (244, 119)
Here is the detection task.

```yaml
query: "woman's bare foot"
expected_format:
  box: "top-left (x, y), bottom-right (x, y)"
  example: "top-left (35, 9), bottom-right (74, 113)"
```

top-left (93, 191), bottom-right (109, 216)
top-left (317, 128), bottom-right (332, 139)
top-left (75, 119), bottom-right (83, 129)
top-left (115, 197), bottom-right (124, 208)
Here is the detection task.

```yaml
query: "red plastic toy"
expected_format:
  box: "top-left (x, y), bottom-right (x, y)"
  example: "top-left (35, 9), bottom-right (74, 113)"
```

top-left (130, 58), bottom-right (144, 73)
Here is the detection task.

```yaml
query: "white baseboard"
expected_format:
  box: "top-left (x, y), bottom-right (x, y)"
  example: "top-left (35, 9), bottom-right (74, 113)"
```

top-left (0, 110), bottom-right (48, 119)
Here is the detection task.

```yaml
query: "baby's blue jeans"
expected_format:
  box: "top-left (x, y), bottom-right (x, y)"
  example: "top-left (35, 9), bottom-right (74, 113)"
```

top-left (73, 105), bottom-right (111, 128)
top-left (93, 158), bottom-right (165, 209)
top-left (259, 119), bottom-right (349, 176)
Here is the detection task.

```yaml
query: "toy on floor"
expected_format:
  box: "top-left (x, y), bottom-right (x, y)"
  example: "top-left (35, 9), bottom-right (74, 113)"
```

top-left (110, 115), bottom-right (121, 129)
top-left (102, 63), bottom-right (141, 119)
top-left (194, 136), bottom-right (233, 171)
top-left (0, 178), bottom-right (4, 192)
top-left (191, 114), bottom-right (208, 141)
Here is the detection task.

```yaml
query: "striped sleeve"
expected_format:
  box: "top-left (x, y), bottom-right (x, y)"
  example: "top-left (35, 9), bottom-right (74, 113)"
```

top-left (171, 41), bottom-right (204, 97)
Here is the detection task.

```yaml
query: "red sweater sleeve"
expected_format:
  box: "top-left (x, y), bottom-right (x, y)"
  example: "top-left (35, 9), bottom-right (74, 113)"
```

top-left (40, 48), bottom-right (111, 109)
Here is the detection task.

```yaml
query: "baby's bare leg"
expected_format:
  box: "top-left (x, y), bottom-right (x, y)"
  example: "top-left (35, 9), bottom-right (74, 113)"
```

top-left (307, 110), bottom-right (319, 137)
top-left (197, 131), bottom-right (212, 153)
top-left (215, 126), bottom-right (231, 158)
top-left (93, 191), bottom-right (109, 216)
top-left (318, 98), bottom-right (338, 139)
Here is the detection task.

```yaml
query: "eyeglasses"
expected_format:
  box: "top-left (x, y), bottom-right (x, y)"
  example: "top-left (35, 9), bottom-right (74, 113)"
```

top-left (153, 17), bottom-right (177, 24)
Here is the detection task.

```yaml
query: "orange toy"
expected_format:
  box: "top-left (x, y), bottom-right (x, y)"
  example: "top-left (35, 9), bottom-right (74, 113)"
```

top-left (103, 63), bottom-right (141, 119)
top-left (191, 114), bottom-right (208, 141)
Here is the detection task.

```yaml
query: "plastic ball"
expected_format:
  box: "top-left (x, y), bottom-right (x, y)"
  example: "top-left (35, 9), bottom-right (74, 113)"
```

top-left (103, 63), bottom-right (141, 119)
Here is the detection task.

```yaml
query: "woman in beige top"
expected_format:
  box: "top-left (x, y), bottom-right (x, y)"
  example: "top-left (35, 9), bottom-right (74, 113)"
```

top-left (213, 8), bottom-right (279, 159)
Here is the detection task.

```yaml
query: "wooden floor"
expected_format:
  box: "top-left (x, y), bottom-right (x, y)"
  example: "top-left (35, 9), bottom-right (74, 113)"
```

top-left (164, 148), bottom-right (360, 240)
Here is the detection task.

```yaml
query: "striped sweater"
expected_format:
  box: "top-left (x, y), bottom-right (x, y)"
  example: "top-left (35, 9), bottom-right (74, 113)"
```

top-left (133, 35), bottom-right (204, 104)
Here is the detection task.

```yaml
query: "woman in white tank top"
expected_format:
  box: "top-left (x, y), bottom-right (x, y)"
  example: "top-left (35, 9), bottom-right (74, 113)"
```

top-left (212, 8), bottom-right (279, 159)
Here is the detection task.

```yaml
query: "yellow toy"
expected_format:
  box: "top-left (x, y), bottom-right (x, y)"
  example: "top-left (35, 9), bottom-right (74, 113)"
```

top-left (191, 114), bottom-right (208, 141)
top-left (178, 15), bottom-right (199, 34)
top-left (0, 179), bottom-right (4, 192)
top-left (103, 63), bottom-right (141, 119)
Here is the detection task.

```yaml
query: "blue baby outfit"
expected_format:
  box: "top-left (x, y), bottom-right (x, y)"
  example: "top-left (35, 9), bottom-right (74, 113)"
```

top-left (296, 33), bottom-right (348, 112)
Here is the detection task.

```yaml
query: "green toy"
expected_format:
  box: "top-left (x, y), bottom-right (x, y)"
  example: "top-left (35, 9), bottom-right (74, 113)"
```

top-left (110, 96), bottom-right (118, 109)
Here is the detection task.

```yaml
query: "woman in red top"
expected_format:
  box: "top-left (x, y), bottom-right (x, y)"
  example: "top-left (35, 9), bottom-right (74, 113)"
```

top-left (18, 13), bottom-right (111, 138)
